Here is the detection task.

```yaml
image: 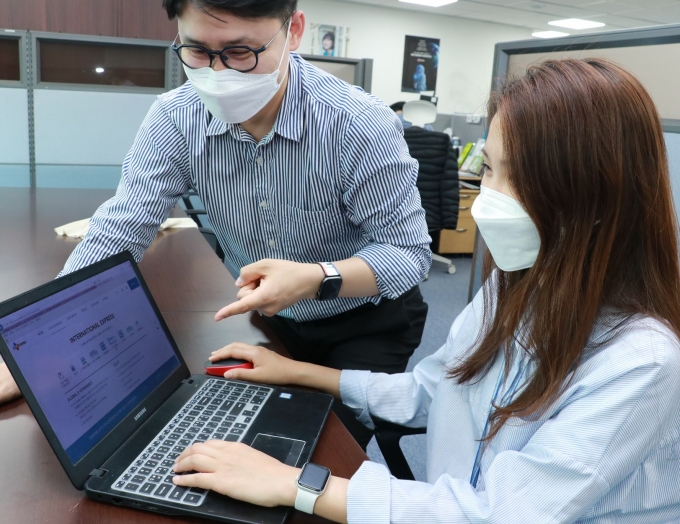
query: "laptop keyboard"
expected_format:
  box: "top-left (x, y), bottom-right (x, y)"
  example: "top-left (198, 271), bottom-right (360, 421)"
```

top-left (111, 379), bottom-right (273, 506)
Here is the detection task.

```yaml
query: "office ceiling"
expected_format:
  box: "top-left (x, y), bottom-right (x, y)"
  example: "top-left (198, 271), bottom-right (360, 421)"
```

top-left (339, 0), bottom-right (680, 33)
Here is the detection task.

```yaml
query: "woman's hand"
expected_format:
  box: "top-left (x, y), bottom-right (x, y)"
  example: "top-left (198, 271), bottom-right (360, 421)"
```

top-left (209, 342), bottom-right (300, 385)
top-left (172, 440), bottom-right (299, 507)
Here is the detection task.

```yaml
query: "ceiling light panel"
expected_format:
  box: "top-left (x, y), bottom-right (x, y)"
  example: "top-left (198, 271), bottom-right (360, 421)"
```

top-left (532, 30), bottom-right (570, 38)
top-left (399, 0), bottom-right (458, 6)
top-left (548, 18), bottom-right (605, 29)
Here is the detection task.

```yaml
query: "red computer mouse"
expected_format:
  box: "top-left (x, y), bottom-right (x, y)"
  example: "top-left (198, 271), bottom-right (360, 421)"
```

top-left (204, 358), bottom-right (253, 376)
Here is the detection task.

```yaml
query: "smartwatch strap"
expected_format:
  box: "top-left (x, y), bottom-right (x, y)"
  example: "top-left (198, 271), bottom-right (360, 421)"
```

top-left (318, 261), bottom-right (340, 277)
top-left (294, 486), bottom-right (319, 514)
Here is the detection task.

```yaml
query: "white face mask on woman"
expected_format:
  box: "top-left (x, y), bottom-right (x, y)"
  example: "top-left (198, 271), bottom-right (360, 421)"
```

top-left (182, 24), bottom-right (290, 124)
top-left (471, 185), bottom-right (541, 272)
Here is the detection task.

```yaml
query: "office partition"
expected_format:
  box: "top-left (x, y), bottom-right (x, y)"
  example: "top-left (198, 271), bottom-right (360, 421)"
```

top-left (300, 54), bottom-right (373, 92)
top-left (469, 23), bottom-right (680, 301)
top-left (665, 127), bottom-right (680, 220)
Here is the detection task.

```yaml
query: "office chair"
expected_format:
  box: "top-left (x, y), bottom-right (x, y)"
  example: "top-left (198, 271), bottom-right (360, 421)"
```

top-left (403, 100), bottom-right (437, 128)
top-left (180, 190), bottom-right (226, 262)
top-left (374, 418), bottom-right (426, 480)
top-left (402, 125), bottom-right (460, 277)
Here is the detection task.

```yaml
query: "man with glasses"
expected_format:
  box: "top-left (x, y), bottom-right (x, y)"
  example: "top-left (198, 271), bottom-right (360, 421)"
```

top-left (0, 0), bottom-right (431, 449)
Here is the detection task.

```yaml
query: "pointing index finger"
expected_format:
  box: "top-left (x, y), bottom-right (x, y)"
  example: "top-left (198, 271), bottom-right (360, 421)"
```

top-left (215, 293), bottom-right (263, 321)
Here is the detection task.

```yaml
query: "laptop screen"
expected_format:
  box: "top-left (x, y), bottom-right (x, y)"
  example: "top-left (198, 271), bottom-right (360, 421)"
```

top-left (0, 260), bottom-right (181, 464)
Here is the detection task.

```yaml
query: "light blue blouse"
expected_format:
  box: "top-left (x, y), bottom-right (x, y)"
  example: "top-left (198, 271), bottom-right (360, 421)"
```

top-left (340, 287), bottom-right (680, 523)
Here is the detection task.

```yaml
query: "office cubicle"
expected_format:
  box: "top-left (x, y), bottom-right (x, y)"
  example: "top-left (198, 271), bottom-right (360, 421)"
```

top-left (300, 54), bottom-right (373, 92)
top-left (664, 121), bottom-right (680, 222)
top-left (469, 23), bottom-right (680, 301)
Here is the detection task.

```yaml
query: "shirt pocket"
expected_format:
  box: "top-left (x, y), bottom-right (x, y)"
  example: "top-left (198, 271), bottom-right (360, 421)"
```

top-left (284, 204), bottom-right (342, 224)
top-left (281, 202), bottom-right (348, 261)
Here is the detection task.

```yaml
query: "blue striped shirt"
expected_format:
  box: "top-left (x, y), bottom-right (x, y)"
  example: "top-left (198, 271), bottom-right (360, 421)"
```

top-left (60, 53), bottom-right (431, 321)
top-left (340, 285), bottom-right (680, 523)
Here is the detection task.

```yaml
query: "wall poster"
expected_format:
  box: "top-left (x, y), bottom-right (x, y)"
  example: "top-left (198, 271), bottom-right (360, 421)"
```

top-left (401, 35), bottom-right (440, 93)
top-left (310, 24), bottom-right (349, 58)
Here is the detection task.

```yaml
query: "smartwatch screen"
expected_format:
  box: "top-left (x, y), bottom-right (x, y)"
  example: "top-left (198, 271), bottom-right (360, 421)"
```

top-left (299, 463), bottom-right (331, 492)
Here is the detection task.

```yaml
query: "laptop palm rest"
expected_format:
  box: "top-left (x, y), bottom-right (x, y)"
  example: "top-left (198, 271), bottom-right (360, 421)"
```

top-left (250, 434), bottom-right (305, 467)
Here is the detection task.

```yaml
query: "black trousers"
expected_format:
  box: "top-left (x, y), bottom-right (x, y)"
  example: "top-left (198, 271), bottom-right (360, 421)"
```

top-left (262, 286), bottom-right (428, 450)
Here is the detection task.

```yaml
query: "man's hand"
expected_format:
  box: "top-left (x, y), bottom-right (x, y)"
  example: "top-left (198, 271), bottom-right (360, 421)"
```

top-left (172, 440), bottom-right (299, 507)
top-left (215, 259), bottom-right (324, 320)
top-left (0, 363), bottom-right (21, 405)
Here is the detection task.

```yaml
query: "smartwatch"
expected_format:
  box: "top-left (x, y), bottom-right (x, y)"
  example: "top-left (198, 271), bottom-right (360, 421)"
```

top-left (316, 262), bottom-right (342, 301)
top-left (295, 462), bottom-right (331, 514)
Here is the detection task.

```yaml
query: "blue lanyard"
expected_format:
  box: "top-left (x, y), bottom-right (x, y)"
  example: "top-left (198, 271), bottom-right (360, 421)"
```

top-left (469, 353), bottom-right (528, 488)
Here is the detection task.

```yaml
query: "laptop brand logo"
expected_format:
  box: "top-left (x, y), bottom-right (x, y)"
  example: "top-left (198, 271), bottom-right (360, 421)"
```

top-left (134, 407), bottom-right (147, 421)
top-left (12, 340), bottom-right (26, 351)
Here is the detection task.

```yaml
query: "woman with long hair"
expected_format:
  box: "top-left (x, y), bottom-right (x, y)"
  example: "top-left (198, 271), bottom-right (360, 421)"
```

top-left (169, 58), bottom-right (680, 523)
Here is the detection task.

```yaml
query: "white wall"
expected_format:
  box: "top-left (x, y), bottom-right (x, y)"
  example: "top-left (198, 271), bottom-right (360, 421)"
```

top-left (0, 87), bottom-right (29, 164)
top-left (34, 90), bottom-right (156, 165)
top-left (298, 0), bottom-right (532, 114)
top-left (0, 87), bottom-right (30, 187)
top-left (33, 89), bottom-right (157, 188)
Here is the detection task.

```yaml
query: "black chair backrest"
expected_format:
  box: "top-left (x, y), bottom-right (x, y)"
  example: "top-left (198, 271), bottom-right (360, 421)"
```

top-left (180, 190), bottom-right (225, 262)
top-left (403, 127), bottom-right (459, 232)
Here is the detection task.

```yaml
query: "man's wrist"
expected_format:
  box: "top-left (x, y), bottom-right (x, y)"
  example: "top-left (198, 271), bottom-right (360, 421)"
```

top-left (302, 263), bottom-right (326, 300)
top-left (0, 363), bottom-right (20, 401)
top-left (0, 378), bottom-right (21, 402)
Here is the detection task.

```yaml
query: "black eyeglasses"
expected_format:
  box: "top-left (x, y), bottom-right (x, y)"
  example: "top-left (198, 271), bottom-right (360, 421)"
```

top-left (172, 17), bottom-right (290, 73)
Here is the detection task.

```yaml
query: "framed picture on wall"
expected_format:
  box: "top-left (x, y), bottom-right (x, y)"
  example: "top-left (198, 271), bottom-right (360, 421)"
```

top-left (401, 35), bottom-right (440, 93)
top-left (310, 23), bottom-right (349, 58)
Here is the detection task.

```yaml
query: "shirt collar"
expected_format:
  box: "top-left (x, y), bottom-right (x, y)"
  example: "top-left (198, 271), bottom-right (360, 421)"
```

top-left (206, 113), bottom-right (228, 137)
top-left (203, 53), bottom-right (304, 142)
top-left (274, 53), bottom-right (304, 142)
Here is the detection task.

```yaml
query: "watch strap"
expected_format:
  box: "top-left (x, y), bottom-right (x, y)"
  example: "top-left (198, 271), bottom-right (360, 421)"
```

top-left (294, 485), bottom-right (319, 514)
top-left (317, 262), bottom-right (340, 277)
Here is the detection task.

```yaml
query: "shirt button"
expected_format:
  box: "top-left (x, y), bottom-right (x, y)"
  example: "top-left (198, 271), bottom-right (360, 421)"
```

top-left (256, 157), bottom-right (263, 166)
top-left (259, 201), bottom-right (268, 209)
top-left (268, 239), bottom-right (276, 247)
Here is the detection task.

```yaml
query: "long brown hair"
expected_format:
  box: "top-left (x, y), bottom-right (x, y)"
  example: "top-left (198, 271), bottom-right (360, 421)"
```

top-left (450, 58), bottom-right (680, 441)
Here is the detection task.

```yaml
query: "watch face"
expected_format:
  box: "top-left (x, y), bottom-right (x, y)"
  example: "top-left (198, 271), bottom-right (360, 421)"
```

top-left (298, 463), bottom-right (331, 492)
top-left (319, 275), bottom-right (343, 301)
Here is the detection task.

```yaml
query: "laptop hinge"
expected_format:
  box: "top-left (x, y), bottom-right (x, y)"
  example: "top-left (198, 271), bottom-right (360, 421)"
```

top-left (181, 378), bottom-right (194, 385)
top-left (89, 468), bottom-right (108, 478)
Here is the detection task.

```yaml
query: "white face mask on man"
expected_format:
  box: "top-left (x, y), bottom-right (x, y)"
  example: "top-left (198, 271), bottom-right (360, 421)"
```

top-left (471, 185), bottom-right (541, 272)
top-left (182, 23), bottom-right (291, 124)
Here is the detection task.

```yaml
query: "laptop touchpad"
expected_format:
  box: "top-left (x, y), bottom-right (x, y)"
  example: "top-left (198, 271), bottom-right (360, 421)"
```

top-left (250, 434), bottom-right (306, 467)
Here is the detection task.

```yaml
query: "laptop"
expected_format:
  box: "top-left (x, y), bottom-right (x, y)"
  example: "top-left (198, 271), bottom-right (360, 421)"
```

top-left (0, 251), bottom-right (333, 524)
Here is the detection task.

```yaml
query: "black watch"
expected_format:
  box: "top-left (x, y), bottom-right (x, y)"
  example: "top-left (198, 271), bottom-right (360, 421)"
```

top-left (316, 262), bottom-right (342, 301)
